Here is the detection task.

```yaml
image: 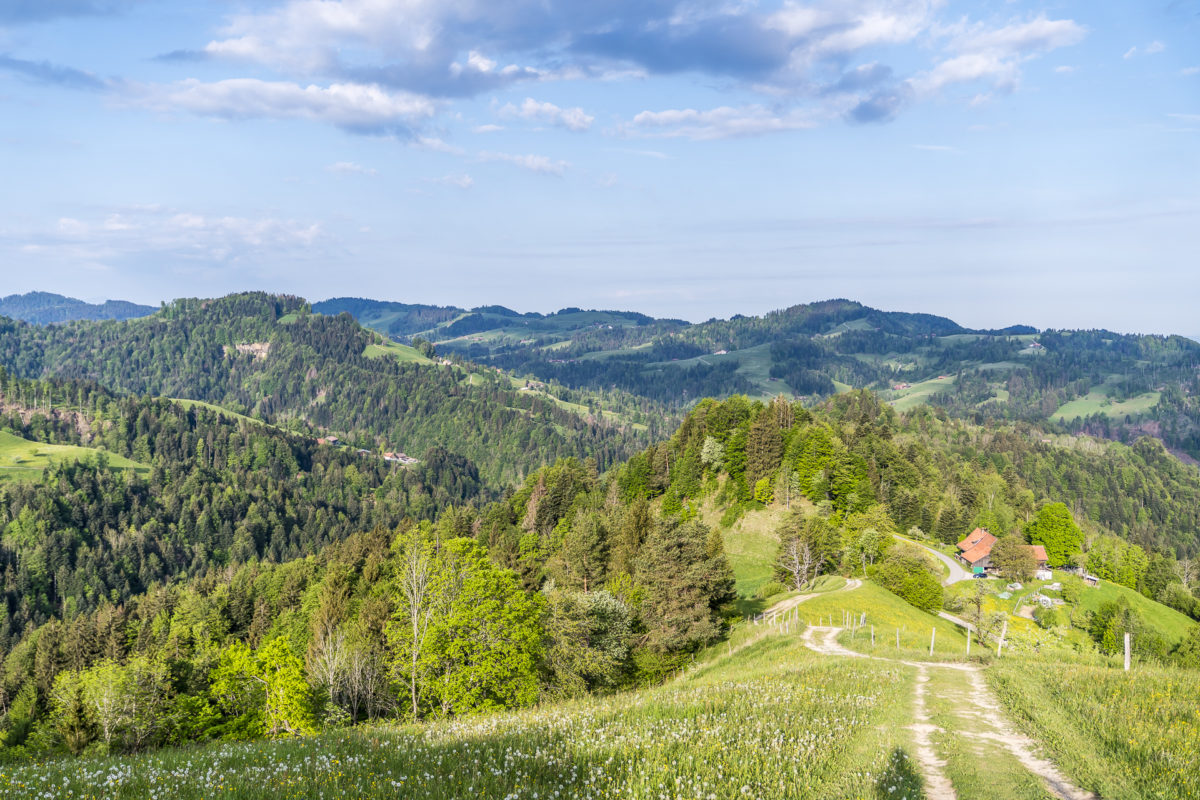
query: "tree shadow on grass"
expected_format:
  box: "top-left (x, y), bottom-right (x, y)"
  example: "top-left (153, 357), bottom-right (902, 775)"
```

top-left (874, 747), bottom-right (924, 800)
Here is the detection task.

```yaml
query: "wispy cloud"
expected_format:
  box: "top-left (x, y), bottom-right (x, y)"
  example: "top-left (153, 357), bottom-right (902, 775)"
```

top-left (427, 173), bottom-right (474, 189)
top-left (326, 161), bottom-right (377, 176)
top-left (127, 79), bottom-right (435, 136)
top-left (478, 151), bottom-right (568, 175)
top-left (626, 105), bottom-right (816, 140)
top-left (0, 54), bottom-right (106, 90)
top-left (497, 98), bottom-right (594, 131)
top-left (9, 205), bottom-right (325, 265)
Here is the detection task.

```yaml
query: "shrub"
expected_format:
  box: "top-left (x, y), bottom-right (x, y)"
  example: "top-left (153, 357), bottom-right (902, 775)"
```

top-left (1032, 605), bottom-right (1060, 629)
top-left (873, 552), bottom-right (943, 613)
top-left (755, 580), bottom-right (787, 599)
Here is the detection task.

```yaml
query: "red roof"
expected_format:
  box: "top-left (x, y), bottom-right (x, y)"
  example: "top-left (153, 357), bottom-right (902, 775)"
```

top-left (961, 540), bottom-right (994, 565)
top-left (1027, 545), bottom-right (1049, 564)
top-left (957, 528), bottom-right (995, 553)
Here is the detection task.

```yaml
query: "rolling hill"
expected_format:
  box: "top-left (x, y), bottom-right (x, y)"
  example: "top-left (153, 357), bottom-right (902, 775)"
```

top-left (0, 292), bottom-right (156, 325)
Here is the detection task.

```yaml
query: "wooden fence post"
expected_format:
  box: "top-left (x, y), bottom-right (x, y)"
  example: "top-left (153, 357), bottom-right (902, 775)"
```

top-left (929, 627), bottom-right (936, 657)
top-left (1124, 632), bottom-right (1131, 671)
top-left (966, 629), bottom-right (971, 658)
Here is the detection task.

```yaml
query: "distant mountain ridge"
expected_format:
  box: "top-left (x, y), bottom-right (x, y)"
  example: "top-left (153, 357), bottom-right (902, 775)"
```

top-left (0, 291), bottom-right (156, 324)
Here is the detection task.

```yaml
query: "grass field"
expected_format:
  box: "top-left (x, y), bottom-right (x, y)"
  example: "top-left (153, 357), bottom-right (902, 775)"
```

top-left (1075, 578), bottom-right (1196, 646)
top-left (363, 340), bottom-right (434, 364)
top-left (0, 635), bottom-right (923, 800)
top-left (171, 398), bottom-right (269, 428)
top-left (1050, 389), bottom-right (1161, 422)
top-left (989, 659), bottom-right (1200, 800)
top-left (647, 343), bottom-right (791, 400)
top-left (795, 582), bottom-right (972, 660)
top-left (0, 431), bottom-right (147, 482)
top-left (889, 375), bottom-right (956, 412)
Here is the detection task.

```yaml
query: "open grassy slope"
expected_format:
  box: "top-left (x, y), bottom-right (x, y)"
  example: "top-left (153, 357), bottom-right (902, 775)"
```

top-left (0, 430), bottom-right (147, 482)
top-left (1, 634), bottom-right (923, 800)
top-left (1051, 389), bottom-right (1161, 422)
top-left (990, 659), bottom-right (1200, 800)
top-left (362, 339), bottom-right (434, 364)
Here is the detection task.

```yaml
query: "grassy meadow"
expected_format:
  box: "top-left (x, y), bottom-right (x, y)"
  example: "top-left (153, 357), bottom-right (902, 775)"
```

top-left (989, 659), bottom-right (1200, 800)
top-left (0, 431), bottom-right (146, 483)
top-left (0, 635), bottom-right (924, 800)
top-left (1051, 389), bottom-right (1161, 422)
top-left (362, 340), bottom-right (434, 364)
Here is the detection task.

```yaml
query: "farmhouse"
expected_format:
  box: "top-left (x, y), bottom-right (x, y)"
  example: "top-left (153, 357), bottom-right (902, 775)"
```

top-left (956, 528), bottom-right (1049, 572)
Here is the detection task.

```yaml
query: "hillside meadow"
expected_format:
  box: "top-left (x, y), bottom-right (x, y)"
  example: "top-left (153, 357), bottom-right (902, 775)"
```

top-left (0, 632), bottom-right (923, 800)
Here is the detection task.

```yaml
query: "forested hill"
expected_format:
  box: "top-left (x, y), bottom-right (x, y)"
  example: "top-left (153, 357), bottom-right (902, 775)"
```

top-left (0, 378), bottom-right (485, 646)
top-left (2, 383), bottom-right (1197, 765)
top-left (0, 292), bottom-right (155, 325)
top-left (324, 295), bottom-right (1200, 463)
top-left (0, 293), bottom-right (656, 485)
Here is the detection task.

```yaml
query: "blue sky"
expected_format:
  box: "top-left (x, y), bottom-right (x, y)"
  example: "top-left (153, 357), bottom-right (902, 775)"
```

top-left (0, 1), bottom-right (1196, 333)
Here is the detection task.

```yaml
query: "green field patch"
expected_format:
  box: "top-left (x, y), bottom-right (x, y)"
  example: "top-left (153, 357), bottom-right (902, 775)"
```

top-left (1050, 389), bottom-right (1160, 422)
top-left (1075, 577), bottom-right (1195, 646)
top-left (889, 375), bottom-right (956, 412)
top-left (0, 431), bottom-right (147, 482)
top-left (363, 340), bottom-right (434, 364)
top-left (989, 659), bottom-right (1200, 800)
top-left (648, 343), bottom-right (792, 400)
top-left (796, 582), bottom-right (971, 659)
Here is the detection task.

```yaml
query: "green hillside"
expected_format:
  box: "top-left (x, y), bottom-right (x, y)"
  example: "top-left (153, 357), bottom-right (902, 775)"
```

top-left (0, 430), bottom-right (147, 482)
top-left (325, 296), bottom-right (1200, 465)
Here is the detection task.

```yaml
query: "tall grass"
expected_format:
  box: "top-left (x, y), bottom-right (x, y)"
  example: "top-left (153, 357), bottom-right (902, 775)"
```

top-left (0, 636), bottom-right (924, 800)
top-left (989, 659), bottom-right (1200, 800)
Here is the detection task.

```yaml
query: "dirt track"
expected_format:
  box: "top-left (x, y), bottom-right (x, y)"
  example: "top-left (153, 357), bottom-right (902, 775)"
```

top-left (800, 625), bottom-right (1094, 800)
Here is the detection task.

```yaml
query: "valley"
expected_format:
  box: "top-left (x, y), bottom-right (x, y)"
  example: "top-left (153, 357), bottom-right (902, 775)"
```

top-left (0, 294), bottom-right (1197, 800)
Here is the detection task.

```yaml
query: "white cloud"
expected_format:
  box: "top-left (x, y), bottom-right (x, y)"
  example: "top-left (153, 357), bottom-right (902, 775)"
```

top-left (478, 151), bottom-right (568, 175)
top-left (497, 97), bottom-right (594, 131)
top-left (473, 123), bottom-right (504, 133)
top-left (129, 78), bottom-right (435, 134)
top-left (414, 136), bottom-right (466, 155)
top-left (947, 16), bottom-right (1086, 55)
top-left (913, 15), bottom-right (1085, 96)
top-left (1124, 46), bottom-right (1138, 60)
top-left (25, 206), bottom-right (325, 264)
top-left (1146, 41), bottom-right (1166, 55)
top-left (327, 161), bottom-right (377, 175)
top-left (913, 52), bottom-right (1017, 94)
top-left (1054, 65), bottom-right (1075, 74)
top-left (427, 173), bottom-right (474, 189)
top-left (913, 144), bottom-right (957, 152)
top-left (626, 105), bottom-right (816, 140)
top-left (1182, 67), bottom-right (1200, 76)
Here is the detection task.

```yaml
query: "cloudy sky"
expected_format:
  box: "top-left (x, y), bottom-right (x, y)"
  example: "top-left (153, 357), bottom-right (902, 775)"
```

top-left (0, 1), bottom-right (1196, 333)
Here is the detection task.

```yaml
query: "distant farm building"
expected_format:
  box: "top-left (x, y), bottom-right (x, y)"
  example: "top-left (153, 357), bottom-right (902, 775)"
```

top-left (956, 528), bottom-right (1049, 572)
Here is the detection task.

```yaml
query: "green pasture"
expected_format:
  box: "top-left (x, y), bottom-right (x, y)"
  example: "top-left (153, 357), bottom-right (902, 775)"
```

top-left (1051, 390), bottom-right (1160, 422)
top-left (363, 340), bottom-right (434, 364)
top-left (889, 375), bottom-right (956, 412)
top-left (0, 430), bottom-right (147, 482)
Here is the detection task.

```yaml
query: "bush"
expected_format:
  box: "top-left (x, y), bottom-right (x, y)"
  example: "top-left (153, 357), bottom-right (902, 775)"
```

top-left (755, 580), bottom-right (787, 599)
top-left (873, 552), bottom-right (943, 613)
top-left (1032, 605), bottom-right (1060, 629)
